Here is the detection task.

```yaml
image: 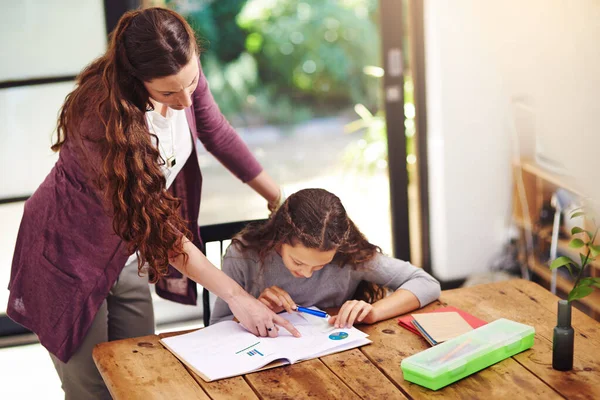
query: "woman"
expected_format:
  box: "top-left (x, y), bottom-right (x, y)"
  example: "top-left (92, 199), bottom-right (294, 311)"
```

top-left (6, 7), bottom-right (298, 399)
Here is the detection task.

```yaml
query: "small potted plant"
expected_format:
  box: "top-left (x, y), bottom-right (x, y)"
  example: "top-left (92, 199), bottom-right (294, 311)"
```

top-left (549, 209), bottom-right (599, 371)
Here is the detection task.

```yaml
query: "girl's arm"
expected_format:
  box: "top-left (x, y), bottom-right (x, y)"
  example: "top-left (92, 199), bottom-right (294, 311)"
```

top-left (366, 289), bottom-right (420, 323)
top-left (333, 254), bottom-right (441, 327)
top-left (331, 289), bottom-right (421, 328)
top-left (365, 254), bottom-right (441, 309)
top-left (169, 238), bottom-right (300, 337)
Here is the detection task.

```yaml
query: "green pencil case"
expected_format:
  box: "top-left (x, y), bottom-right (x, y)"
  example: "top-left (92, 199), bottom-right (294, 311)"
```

top-left (400, 318), bottom-right (535, 390)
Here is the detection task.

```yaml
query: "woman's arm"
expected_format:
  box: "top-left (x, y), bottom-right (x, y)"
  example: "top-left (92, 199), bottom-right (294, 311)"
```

top-left (169, 238), bottom-right (300, 337)
top-left (191, 61), bottom-right (263, 183)
top-left (191, 61), bottom-right (284, 210)
top-left (246, 171), bottom-right (282, 211)
top-left (209, 247), bottom-right (252, 325)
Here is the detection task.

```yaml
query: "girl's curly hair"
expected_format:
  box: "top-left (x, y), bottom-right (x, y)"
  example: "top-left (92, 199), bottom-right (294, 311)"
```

top-left (233, 188), bottom-right (386, 302)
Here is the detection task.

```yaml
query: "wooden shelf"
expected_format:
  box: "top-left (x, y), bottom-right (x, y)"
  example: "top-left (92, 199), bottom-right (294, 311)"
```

top-left (513, 157), bottom-right (599, 320)
top-left (517, 159), bottom-right (584, 197)
top-left (513, 217), bottom-right (534, 231)
top-left (530, 259), bottom-right (600, 314)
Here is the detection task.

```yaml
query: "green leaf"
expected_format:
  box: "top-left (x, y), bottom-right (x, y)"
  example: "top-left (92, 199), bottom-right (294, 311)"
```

top-left (590, 244), bottom-right (600, 258)
top-left (580, 253), bottom-right (588, 266)
top-left (550, 256), bottom-right (575, 270)
top-left (570, 227), bottom-right (594, 239)
top-left (569, 238), bottom-right (585, 249)
top-left (568, 285), bottom-right (595, 302)
top-left (579, 278), bottom-right (600, 289)
top-left (571, 227), bottom-right (585, 235)
top-left (570, 211), bottom-right (585, 219)
top-left (565, 264), bottom-right (574, 276)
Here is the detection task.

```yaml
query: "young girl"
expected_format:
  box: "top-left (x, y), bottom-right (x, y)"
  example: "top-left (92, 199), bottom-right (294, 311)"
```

top-left (211, 189), bottom-right (441, 328)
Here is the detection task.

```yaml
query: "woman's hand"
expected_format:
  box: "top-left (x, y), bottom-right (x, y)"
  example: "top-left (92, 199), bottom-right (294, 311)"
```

top-left (258, 286), bottom-right (296, 314)
top-left (227, 290), bottom-right (301, 338)
top-left (267, 188), bottom-right (282, 214)
top-left (328, 300), bottom-right (375, 328)
top-left (245, 172), bottom-right (285, 215)
top-left (168, 237), bottom-right (300, 337)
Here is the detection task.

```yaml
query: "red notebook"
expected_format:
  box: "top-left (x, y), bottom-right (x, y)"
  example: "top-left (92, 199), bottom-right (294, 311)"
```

top-left (398, 306), bottom-right (487, 336)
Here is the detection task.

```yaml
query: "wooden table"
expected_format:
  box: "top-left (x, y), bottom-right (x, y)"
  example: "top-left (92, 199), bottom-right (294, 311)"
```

top-left (93, 279), bottom-right (600, 399)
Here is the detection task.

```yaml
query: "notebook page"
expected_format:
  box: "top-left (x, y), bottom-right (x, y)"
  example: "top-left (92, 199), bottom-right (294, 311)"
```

top-left (161, 309), bottom-right (371, 380)
top-left (161, 321), bottom-right (284, 381)
top-left (271, 313), bottom-right (370, 363)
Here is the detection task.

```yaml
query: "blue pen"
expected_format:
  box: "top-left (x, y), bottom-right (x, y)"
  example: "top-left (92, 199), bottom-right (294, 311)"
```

top-left (295, 306), bottom-right (329, 318)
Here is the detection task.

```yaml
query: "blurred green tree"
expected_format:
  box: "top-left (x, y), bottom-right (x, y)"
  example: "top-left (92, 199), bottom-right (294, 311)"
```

top-left (166, 0), bottom-right (380, 126)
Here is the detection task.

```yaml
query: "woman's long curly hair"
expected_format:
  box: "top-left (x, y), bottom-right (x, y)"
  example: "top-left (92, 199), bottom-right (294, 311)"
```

top-left (51, 8), bottom-right (197, 281)
top-left (233, 188), bottom-right (386, 303)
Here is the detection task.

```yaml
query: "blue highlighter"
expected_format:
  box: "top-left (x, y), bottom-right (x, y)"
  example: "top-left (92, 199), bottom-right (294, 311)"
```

top-left (295, 306), bottom-right (329, 318)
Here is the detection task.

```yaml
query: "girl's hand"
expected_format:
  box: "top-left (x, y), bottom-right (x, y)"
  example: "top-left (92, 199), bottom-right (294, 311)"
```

top-left (258, 286), bottom-right (296, 314)
top-left (328, 300), bottom-right (375, 328)
top-left (227, 290), bottom-right (301, 338)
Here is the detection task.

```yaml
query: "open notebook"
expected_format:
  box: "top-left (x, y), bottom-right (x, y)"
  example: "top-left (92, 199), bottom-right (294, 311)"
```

top-left (160, 309), bottom-right (371, 382)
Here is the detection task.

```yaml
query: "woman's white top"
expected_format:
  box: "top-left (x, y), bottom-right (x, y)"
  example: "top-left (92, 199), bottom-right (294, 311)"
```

top-left (146, 107), bottom-right (193, 189)
top-left (122, 108), bottom-right (193, 268)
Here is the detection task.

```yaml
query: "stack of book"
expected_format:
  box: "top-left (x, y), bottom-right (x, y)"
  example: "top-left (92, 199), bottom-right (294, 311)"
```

top-left (397, 306), bottom-right (487, 346)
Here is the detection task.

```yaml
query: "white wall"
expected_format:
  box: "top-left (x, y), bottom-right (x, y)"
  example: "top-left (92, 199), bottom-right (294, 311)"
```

top-left (0, 83), bottom-right (75, 197)
top-left (0, 0), bottom-right (107, 198)
top-left (0, 0), bottom-right (107, 81)
top-left (424, 0), bottom-right (600, 280)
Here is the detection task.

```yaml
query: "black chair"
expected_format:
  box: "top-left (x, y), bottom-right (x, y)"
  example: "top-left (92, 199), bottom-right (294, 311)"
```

top-left (199, 219), bottom-right (267, 327)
